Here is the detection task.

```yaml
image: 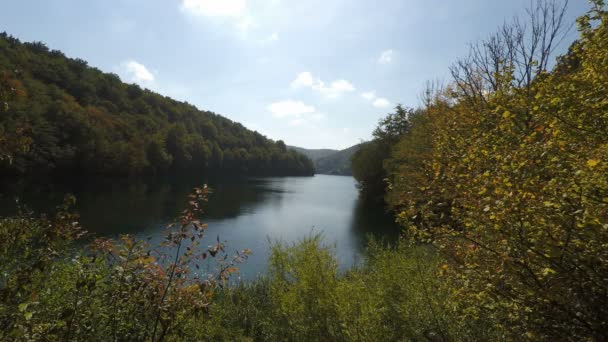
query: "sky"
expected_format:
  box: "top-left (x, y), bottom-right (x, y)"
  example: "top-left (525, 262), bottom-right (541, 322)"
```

top-left (0, 0), bottom-right (590, 149)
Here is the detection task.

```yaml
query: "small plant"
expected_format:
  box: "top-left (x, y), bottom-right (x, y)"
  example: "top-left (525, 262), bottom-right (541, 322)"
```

top-left (0, 186), bottom-right (251, 341)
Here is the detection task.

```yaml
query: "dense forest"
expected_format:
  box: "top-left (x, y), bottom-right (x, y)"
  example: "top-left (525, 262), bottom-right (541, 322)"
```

top-left (0, 34), bottom-right (314, 178)
top-left (0, 0), bottom-right (607, 341)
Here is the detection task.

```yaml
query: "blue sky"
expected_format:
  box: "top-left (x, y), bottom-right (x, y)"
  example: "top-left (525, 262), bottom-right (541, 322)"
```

top-left (0, 0), bottom-right (589, 149)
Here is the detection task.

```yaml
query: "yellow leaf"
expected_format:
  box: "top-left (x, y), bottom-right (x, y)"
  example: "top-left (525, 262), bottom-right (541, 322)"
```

top-left (542, 268), bottom-right (556, 276)
top-left (137, 256), bottom-right (155, 264)
top-left (587, 159), bottom-right (600, 168)
top-left (225, 267), bottom-right (238, 274)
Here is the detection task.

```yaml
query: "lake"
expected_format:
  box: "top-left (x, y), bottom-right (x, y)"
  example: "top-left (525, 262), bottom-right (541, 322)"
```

top-left (0, 175), bottom-right (400, 279)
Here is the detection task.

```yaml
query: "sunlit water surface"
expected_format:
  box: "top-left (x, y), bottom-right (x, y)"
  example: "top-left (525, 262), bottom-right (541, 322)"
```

top-left (0, 175), bottom-right (399, 280)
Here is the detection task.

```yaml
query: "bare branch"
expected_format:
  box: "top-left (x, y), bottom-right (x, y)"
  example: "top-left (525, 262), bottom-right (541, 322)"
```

top-left (449, 0), bottom-right (570, 106)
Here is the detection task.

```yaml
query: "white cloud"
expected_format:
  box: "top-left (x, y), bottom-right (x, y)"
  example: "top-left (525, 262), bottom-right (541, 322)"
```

top-left (378, 49), bottom-right (394, 65)
top-left (268, 100), bottom-right (315, 118)
top-left (290, 72), bottom-right (355, 98)
top-left (361, 90), bottom-right (391, 108)
top-left (290, 72), bottom-right (314, 88)
top-left (181, 0), bottom-right (246, 17)
top-left (320, 79), bottom-right (355, 95)
top-left (361, 91), bottom-right (376, 100)
top-left (373, 98), bottom-right (390, 108)
top-left (180, 0), bottom-right (256, 32)
top-left (121, 60), bottom-right (155, 84)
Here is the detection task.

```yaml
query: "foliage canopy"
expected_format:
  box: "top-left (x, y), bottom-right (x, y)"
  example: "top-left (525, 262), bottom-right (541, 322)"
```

top-left (0, 34), bottom-right (314, 178)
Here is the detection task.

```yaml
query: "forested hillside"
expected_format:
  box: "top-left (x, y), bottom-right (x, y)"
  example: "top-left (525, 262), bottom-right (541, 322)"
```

top-left (289, 144), bottom-right (360, 175)
top-left (1, 1), bottom-right (607, 341)
top-left (0, 34), bottom-right (314, 178)
top-left (287, 146), bottom-right (337, 161)
top-left (314, 144), bottom-right (360, 175)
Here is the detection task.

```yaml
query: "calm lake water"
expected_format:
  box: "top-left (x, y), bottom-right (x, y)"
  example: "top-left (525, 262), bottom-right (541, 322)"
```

top-left (0, 175), bottom-right (399, 279)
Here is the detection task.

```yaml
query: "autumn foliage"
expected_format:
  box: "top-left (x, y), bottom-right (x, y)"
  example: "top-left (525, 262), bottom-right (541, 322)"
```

top-left (382, 1), bottom-right (608, 339)
top-left (0, 187), bottom-right (251, 341)
top-left (1, 1), bottom-right (607, 341)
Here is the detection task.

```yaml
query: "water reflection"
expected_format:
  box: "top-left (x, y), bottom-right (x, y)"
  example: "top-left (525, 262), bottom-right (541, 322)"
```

top-left (0, 175), bottom-right (399, 279)
top-left (349, 198), bottom-right (402, 249)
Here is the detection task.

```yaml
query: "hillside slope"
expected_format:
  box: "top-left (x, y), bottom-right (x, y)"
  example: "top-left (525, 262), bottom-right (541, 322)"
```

top-left (290, 144), bottom-right (361, 175)
top-left (0, 33), bottom-right (314, 177)
top-left (287, 146), bottom-right (337, 161)
top-left (314, 144), bottom-right (360, 175)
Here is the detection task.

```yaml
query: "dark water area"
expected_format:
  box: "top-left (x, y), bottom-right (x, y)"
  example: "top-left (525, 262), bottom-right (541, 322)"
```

top-left (0, 175), bottom-right (400, 279)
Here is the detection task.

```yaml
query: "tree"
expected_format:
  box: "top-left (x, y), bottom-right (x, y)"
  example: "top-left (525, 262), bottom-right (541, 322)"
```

top-left (352, 105), bottom-right (414, 203)
top-left (386, 2), bottom-right (608, 338)
top-left (372, 104), bottom-right (413, 144)
top-left (0, 70), bottom-right (31, 166)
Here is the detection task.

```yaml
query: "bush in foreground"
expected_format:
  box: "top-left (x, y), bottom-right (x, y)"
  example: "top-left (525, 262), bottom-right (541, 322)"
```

top-left (1, 193), bottom-right (502, 341)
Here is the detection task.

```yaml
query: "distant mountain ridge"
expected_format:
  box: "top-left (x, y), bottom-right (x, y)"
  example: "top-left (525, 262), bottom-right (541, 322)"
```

top-left (288, 146), bottom-right (338, 161)
top-left (289, 144), bottom-right (361, 175)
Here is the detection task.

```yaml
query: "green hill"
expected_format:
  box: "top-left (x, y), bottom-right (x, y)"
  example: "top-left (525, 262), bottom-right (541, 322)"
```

top-left (290, 144), bottom-right (361, 175)
top-left (287, 146), bottom-right (338, 162)
top-left (0, 33), bottom-right (314, 178)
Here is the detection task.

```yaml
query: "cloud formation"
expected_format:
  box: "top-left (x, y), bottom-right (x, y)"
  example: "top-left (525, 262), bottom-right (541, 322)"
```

top-left (121, 60), bottom-right (155, 84)
top-left (180, 0), bottom-right (254, 31)
top-left (290, 72), bottom-right (314, 88)
top-left (268, 100), bottom-right (315, 118)
top-left (361, 90), bottom-right (390, 108)
top-left (378, 49), bottom-right (394, 64)
top-left (268, 100), bottom-right (327, 127)
top-left (291, 72), bottom-right (355, 99)
top-left (373, 98), bottom-right (390, 108)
